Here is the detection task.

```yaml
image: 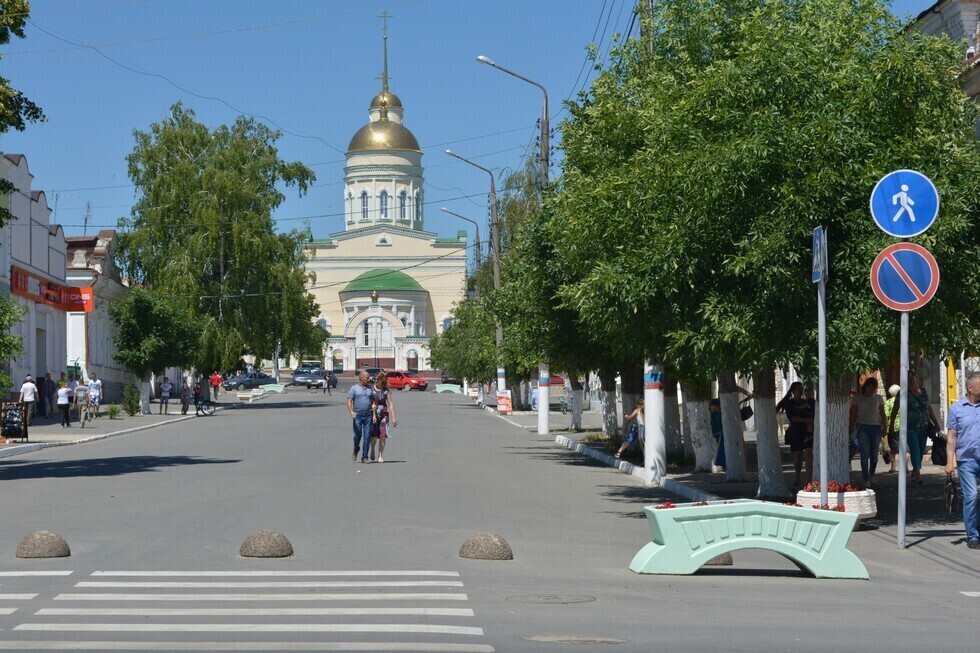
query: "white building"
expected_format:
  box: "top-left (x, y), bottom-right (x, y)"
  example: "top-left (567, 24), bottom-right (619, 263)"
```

top-left (0, 153), bottom-right (68, 398)
top-left (65, 231), bottom-right (138, 402)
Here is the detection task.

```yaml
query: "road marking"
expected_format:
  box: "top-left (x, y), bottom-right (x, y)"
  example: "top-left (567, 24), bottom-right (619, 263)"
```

top-left (75, 581), bottom-right (464, 589)
top-left (0, 572), bottom-right (72, 577)
top-left (90, 570), bottom-right (459, 577)
top-left (0, 642), bottom-right (495, 651)
top-left (0, 595), bottom-right (36, 600)
top-left (36, 607), bottom-right (475, 617)
top-left (961, 591), bottom-right (980, 597)
top-left (15, 623), bottom-right (486, 635)
top-left (55, 592), bottom-right (469, 601)
top-left (0, 609), bottom-right (16, 615)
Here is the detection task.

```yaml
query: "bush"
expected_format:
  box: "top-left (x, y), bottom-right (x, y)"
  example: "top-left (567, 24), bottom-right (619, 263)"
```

top-left (122, 384), bottom-right (141, 416)
top-left (107, 404), bottom-right (121, 420)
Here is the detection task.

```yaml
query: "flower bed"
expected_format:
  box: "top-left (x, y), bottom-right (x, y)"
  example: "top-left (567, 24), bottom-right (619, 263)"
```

top-left (796, 481), bottom-right (876, 522)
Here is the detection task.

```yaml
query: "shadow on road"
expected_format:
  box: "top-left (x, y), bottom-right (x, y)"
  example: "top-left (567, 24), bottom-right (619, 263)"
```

top-left (0, 455), bottom-right (240, 480)
top-left (502, 445), bottom-right (609, 468)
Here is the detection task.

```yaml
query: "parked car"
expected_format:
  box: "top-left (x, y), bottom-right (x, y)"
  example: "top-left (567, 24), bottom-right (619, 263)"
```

top-left (362, 367), bottom-right (383, 383)
top-left (222, 371), bottom-right (276, 391)
top-left (387, 371), bottom-right (428, 391)
top-left (293, 368), bottom-right (325, 387)
top-left (440, 371), bottom-right (462, 386)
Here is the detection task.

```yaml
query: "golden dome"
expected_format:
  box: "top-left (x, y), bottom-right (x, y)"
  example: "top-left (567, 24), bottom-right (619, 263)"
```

top-left (370, 91), bottom-right (402, 109)
top-left (347, 119), bottom-right (420, 153)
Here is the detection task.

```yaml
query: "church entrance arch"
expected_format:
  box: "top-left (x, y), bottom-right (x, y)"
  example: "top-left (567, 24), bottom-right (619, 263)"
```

top-left (332, 350), bottom-right (345, 372)
top-left (406, 350), bottom-right (419, 372)
top-left (346, 309), bottom-right (405, 371)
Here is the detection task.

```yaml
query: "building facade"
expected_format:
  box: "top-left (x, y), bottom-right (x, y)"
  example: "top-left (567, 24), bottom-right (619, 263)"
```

top-left (302, 30), bottom-right (467, 372)
top-left (64, 230), bottom-right (138, 402)
top-left (0, 153), bottom-right (69, 397)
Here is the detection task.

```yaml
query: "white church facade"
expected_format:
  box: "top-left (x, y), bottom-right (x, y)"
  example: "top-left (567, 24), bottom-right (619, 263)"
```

top-left (302, 28), bottom-right (467, 373)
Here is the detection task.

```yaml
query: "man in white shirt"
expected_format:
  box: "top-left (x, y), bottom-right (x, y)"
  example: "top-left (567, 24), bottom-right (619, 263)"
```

top-left (88, 372), bottom-right (103, 420)
top-left (159, 377), bottom-right (173, 415)
top-left (18, 375), bottom-right (38, 426)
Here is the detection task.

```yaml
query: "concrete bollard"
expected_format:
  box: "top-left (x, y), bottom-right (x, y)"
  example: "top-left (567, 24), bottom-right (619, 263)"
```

top-left (240, 530), bottom-right (294, 558)
top-left (459, 532), bottom-right (513, 560)
top-left (16, 530), bottom-right (71, 558)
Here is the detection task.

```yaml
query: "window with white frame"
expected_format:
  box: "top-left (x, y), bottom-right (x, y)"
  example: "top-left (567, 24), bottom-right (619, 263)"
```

top-left (379, 190), bottom-right (388, 219)
top-left (360, 191), bottom-right (369, 221)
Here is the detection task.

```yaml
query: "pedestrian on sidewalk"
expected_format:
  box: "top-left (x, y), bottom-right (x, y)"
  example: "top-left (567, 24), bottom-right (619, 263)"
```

top-left (40, 373), bottom-right (56, 418)
top-left (777, 382), bottom-right (813, 488)
top-left (56, 380), bottom-right (71, 427)
top-left (180, 380), bottom-right (192, 415)
top-left (159, 377), bottom-right (173, 415)
top-left (193, 383), bottom-right (203, 416)
top-left (885, 385), bottom-right (901, 474)
top-left (616, 399), bottom-right (645, 460)
top-left (18, 375), bottom-right (38, 426)
top-left (326, 370), bottom-right (337, 395)
top-left (907, 371), bottom-right (941, 485)
top-left (370, 372), bottom-right (397, 463)
top-left (210, 371), bottom-right (222, 400)
top-left (709, 398), bottom-right (727, 472)
top-left (347, 371), bottom-right (376, 463)
top-left (945, 372), bottom-right (980, 550)
top-left (67, 374), bottom-right (78, 403)
top-left (850, 377), bottom-right (887, 486)
top-left (89, 373), bottom-right (103, 419)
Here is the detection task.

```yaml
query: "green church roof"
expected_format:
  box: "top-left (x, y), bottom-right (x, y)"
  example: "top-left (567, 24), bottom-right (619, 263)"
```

top-left (343, 269), bottom-right (425, 293)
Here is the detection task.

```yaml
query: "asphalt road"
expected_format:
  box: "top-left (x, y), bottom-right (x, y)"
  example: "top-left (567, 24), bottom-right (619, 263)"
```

top-left (0, 389), bottom-right (976, 652)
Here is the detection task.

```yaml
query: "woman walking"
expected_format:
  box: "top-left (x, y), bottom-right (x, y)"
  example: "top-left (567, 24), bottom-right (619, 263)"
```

top-left (850, 377), bottom-right (887, 486)
top-left (906, 371), bottom-right (941, 485)
top-left (777, 382), bottom-right (812, 488)
top-left (616, 399), bottom-right (645, 460)
top-left (56, 380), bottom-right (71, 428)
top-left (370, 372), bottom-right (397, 463)
top-left (180, 380), bottom-right (192, 415)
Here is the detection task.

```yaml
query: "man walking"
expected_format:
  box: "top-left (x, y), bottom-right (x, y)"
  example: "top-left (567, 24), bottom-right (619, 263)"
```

top-left (946, 372), bottom-right (980, 550)
top-left (210, 371), bottom-right (222, 400)
top-left (347, 371), bottom-right (376, 463)
top-left (159, 376), bottom-right (173, 415)
top-left (88, 372), bottom-right (103, 420)
top-left (18, 375), bottom-right (38, 426)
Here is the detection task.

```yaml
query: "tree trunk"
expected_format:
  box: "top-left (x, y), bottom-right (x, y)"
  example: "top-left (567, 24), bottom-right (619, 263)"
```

top-left (719, 371), bottom-right (749, 481)
top-left (600, 372), bottom-right (618, 438)
top-left (663, 367), bottom-right (681, 456)
top-left (683, 381), bottom-right (714, 472)
top-left (569, 376), bottom-right (584, 431)
top-left (139, 373), bottom-right (152, 415)
top-left (752, 368), bottom-right (791, 499)
top-left (813, 375), bottom-right (853, 485)
top-left (680, 387), bottom-right (695, 459)
top-left (620, 364), bottom-right (642, 437)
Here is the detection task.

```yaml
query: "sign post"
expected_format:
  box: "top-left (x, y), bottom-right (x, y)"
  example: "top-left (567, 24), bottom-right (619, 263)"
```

top-left (812, 227), bottom-right (829, 508)
top-left (869, 169), bottom-right (940, 550)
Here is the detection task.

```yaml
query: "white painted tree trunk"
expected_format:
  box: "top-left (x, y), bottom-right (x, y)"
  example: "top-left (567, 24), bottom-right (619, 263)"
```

top-left (681, 388), bottom-right (695, 459)
top-left (720, 389), bottom-right (748, 481)
top-left (814, 391), bottom-right (852, 484)
top-left (664, 390), bottom-right (681, 456)
top-left (754, 396), bottom-right (791, 498)
top-left (686, 398), bottom-right (714, 472)
top-left (570, 389), bottom-right (583, 430)
top-left (139, 379), bottom-right (152, 415)
top-left (602, 390), bottom-right (618, 437)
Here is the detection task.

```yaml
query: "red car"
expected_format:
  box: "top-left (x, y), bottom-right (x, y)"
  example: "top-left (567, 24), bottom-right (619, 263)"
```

top-left (386, 371), bottom-right (428, 391)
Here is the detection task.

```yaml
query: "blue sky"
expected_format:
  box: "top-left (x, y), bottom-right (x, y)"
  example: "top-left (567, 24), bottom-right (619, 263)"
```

top-left (0, 0), bottom-right (940, 246)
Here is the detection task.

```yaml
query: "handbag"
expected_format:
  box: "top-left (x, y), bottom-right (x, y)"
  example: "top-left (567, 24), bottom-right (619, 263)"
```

top-left (739, 399), bottom-right (753, 421)
top-left (880, 438), bottom-right (892, 465)
top-left (931, 434), bottom-right (948, 466)
top-left (944, 474), bottom-right (961, 514)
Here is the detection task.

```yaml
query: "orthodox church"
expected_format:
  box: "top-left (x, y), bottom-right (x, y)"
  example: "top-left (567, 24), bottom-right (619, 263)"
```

top-left (301, 26), bottom-right (468, 373)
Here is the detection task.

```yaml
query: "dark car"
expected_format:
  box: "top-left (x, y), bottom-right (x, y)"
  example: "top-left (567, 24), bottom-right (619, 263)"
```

top-left (440, 371), bottom-right (462, 386)
top-left (222, 371), bottom-right (276, 391)
top-left (387, 371), bottom-right (428, 391)
top-left (292, 369), bottom-right (323, 387)
top-left (362, 367), bottom-right (383, 383)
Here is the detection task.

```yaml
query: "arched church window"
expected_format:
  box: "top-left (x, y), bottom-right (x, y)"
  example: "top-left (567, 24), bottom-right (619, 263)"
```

top-left (362, 320), bottom-right (370, 346)
top-left (360, 191), bottom-right (369, 221)
top-left (379, 190), bottom-right (389, 219)
top-left (399, 191), bottom-right (407, 221)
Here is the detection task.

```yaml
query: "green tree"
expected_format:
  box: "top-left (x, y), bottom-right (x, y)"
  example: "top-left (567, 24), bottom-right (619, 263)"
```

top-left (108, 287), bottom-right (201, 414)
top-left (0, 294), bottom-right (25, 396)
top-left (429, 299), bottom-right (497, 401)
top-left (551, 0), bottom-right (980, 486)
top-left (117, 103), bottom-right (322, 373)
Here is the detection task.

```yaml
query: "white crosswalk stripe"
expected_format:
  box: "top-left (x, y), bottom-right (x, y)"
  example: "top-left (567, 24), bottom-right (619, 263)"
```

top-left (961, 591), bottom-right (980, 597)
top-left (0, 569), bottom-right (494, 652)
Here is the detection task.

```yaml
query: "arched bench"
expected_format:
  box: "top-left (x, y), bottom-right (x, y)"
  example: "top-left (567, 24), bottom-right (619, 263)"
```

top-left (436, 384), bottom-right (463, 394)
top-left (630, 498), bottom-right (868, 579)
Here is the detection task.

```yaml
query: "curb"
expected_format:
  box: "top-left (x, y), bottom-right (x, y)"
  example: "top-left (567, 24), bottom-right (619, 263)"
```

top-left (0, 397), bottom-right (260, 459)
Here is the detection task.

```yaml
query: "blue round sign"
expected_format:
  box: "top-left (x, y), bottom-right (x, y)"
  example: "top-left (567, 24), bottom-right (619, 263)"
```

top-left (869, 170), bottom-right (939, 238)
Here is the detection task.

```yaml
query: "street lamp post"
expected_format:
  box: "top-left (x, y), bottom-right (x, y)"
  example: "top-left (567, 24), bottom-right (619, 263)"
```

top-left (445, 149), bottom-right (505, 393)
top-left (476, 55), bottom-right (550, 434)
top-left (440, 207), bottom-right (482, 288)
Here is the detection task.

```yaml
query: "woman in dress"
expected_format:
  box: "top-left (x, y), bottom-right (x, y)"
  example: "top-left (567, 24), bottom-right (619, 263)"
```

top-left (370, 372), bottom-right (397, 463)
top-left (777, 382), bottom-right (812, 488)
top-left (906, 371), bottom-right (941, 485)
top-left (180, 380), bottom-right (192, 416)
top-left (850, 377), bottom-right (887, 485)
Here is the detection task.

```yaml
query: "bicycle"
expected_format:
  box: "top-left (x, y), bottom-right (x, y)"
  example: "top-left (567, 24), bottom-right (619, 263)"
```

top-left (196, 400), bottom-right (216, 417)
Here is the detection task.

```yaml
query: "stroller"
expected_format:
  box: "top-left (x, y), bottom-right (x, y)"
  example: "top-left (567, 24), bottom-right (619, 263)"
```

top-left (1, 403), bottom-right (26, 440)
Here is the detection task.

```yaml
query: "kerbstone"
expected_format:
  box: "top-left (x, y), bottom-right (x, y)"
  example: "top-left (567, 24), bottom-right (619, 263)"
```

top-left (239, 530), bottom-right (293, 558)
top-left (459, 532), bottom-right (513, 560)
top-left (16, 530), bottom-right (71, 558)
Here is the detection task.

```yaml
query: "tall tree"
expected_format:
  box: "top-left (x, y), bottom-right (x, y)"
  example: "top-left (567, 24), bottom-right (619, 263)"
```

top-left (108, 288), bottom-right (201, 414)
top-left (117, 103), bottom-right (323, 372)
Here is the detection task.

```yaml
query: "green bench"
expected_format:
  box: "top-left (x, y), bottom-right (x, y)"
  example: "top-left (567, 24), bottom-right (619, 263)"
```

top-left (263, 384), bottom-right (287, 394)
top-left (630, 498), bottom-right (868, 580)
top-left (436, 384), bottom-right (463, 394)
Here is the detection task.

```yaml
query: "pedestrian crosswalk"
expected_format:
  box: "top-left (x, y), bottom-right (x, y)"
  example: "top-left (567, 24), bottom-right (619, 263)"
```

top-left (0, 569), bottom-right (494, 652)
